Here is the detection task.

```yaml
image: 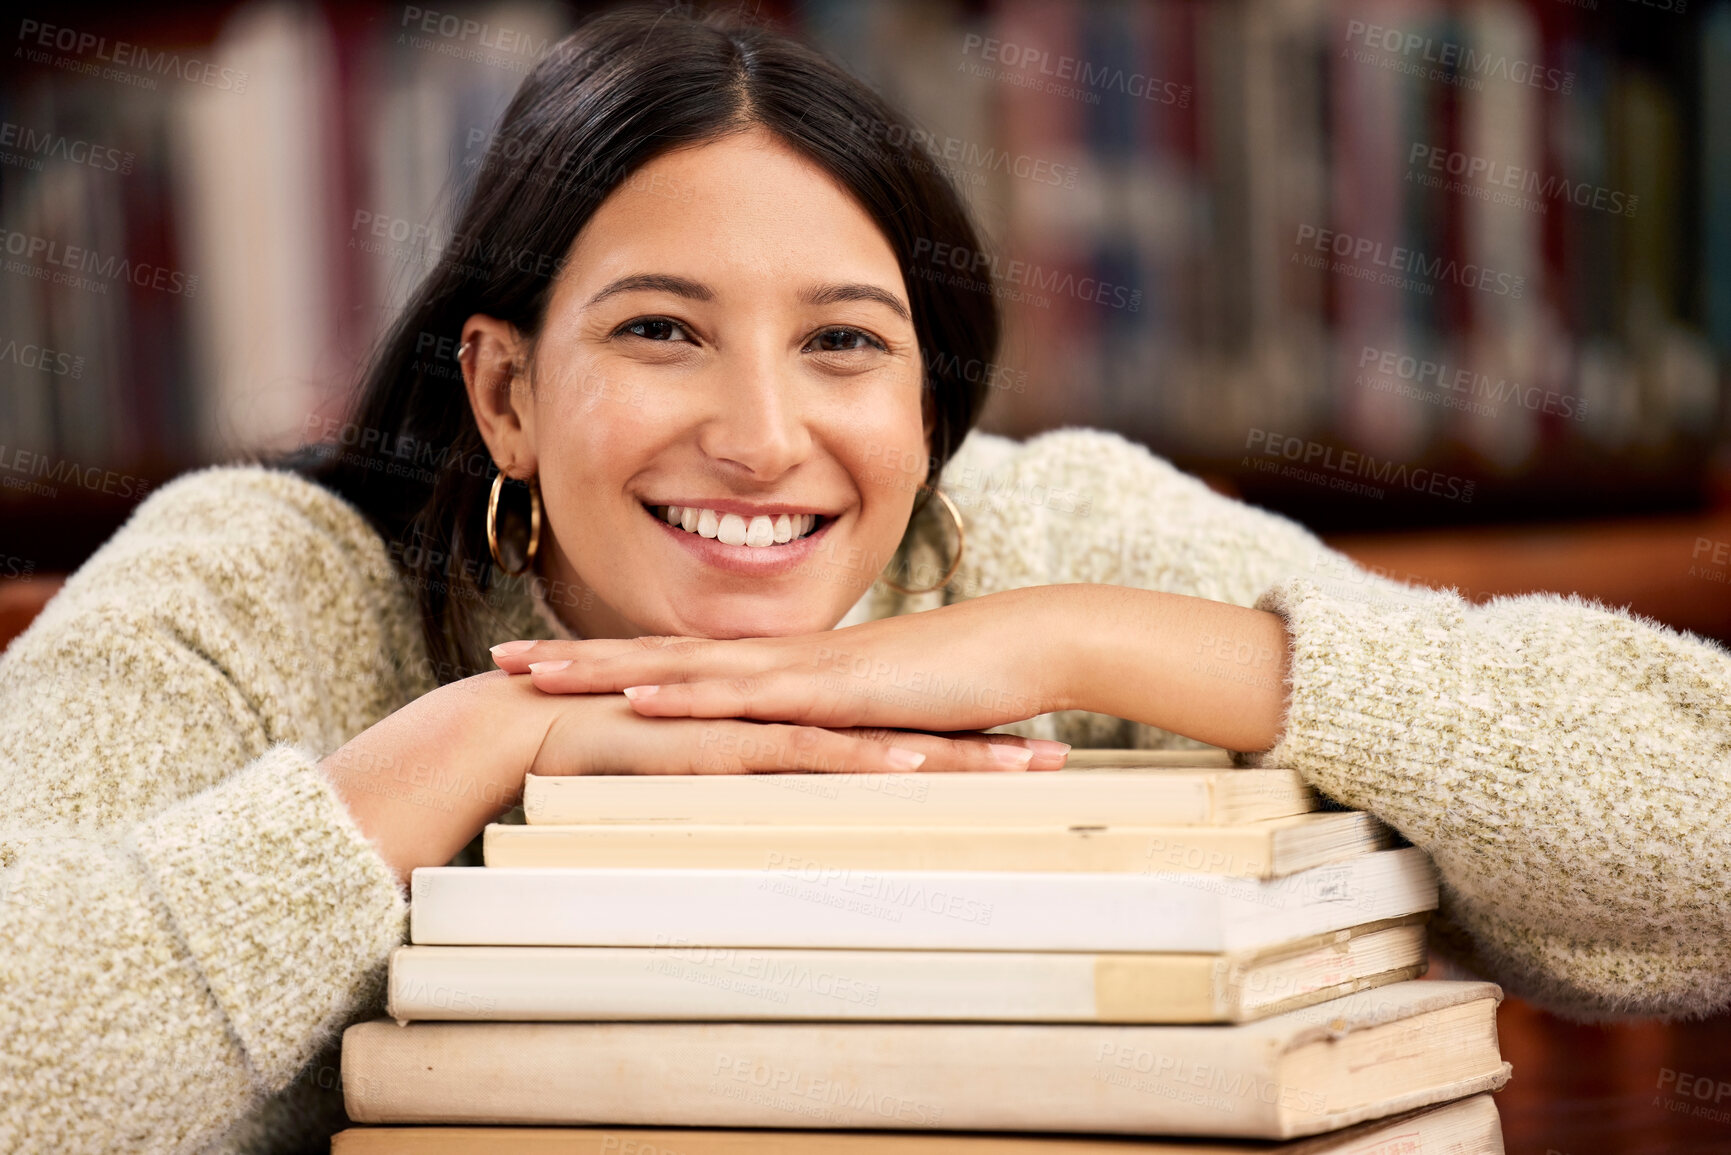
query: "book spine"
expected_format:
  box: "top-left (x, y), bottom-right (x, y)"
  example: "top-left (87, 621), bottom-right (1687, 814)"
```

top-left (386, 946), bottom-right (1159, 1023)
top-left (521, 771), bottom-right (1314, 827)
top-left (342, 1018), bottom-right (1286, 1135)
top-left (482, 817), bottom-right (1389, 878)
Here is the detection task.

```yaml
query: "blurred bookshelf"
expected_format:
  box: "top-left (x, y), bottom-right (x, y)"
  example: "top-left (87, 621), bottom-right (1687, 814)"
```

top-left (2, 0), bottom-right (1728, 563)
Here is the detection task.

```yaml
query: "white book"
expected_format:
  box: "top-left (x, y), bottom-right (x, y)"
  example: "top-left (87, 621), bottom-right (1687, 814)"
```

top-left (409, 848), bottom-right (1437, 950)
top-left (386, 918), bottom-right (1428, 1024)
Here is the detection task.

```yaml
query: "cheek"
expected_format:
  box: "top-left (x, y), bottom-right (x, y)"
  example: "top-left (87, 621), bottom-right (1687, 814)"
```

top-left (842, 398), bottom-right (928, 520)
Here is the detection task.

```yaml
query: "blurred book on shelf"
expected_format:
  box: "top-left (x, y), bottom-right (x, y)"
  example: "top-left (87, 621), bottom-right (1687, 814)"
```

top-left (1, 0), bottom-right (1725, 567)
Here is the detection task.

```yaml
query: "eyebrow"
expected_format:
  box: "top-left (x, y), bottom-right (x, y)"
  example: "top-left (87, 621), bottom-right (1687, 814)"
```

top-left (585, 273), bottom-right (714, 309)
top-left (585, 273), bottom-right (911, 323)
top-left (800, 282), bottom-right (911, 321)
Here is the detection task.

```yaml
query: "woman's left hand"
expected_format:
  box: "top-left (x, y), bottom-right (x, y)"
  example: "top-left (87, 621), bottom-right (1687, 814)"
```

top-left (491, 586), bottom-right (1080, 743)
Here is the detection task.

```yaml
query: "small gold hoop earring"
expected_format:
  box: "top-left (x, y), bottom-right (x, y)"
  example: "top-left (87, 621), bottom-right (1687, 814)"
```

top-left (486, 471), bottom-right (541, 576)
top-left (879, 486), bottom-right (964, 595)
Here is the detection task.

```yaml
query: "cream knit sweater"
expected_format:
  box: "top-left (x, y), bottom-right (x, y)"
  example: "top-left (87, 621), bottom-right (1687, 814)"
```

top-left (2, 428), bottom-right (1727, 1153)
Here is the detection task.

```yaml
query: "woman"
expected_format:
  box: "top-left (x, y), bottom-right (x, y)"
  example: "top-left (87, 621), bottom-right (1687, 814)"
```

top-left (2, 7), bottom-right (1726, 1153)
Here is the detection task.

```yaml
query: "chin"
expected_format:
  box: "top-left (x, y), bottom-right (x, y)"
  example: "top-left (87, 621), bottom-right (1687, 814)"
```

top-left (659, 597), bottom-right (843, 640)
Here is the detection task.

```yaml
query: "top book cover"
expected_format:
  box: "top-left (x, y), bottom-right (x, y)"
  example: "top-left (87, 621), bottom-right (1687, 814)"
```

top-left (522, 752), bottom-right (1313, 828)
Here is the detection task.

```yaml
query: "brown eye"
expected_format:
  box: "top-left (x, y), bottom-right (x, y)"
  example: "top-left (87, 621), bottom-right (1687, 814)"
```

top-left (620, 318), bottom-right (689, 342)
top-left (808, 327), bottom-right (884, 353)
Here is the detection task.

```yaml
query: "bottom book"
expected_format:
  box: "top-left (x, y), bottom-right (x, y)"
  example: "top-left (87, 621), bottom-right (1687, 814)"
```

top-left (342, 981), bottom-right (1510, 1139)
top-left (331, 1092), bottom-right (1502, 1153)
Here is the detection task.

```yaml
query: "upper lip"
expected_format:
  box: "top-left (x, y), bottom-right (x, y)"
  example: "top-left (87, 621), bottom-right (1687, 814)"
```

top-left (644, 499), bottom-right (839, 518)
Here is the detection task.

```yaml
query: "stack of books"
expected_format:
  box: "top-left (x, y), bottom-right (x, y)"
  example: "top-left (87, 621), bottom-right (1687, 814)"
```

top-left (335, 750), bottom-right (1511, 1152)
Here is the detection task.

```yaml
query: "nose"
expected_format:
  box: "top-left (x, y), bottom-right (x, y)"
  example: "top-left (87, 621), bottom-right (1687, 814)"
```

top-left (695, 346), bottom-right (812, 480)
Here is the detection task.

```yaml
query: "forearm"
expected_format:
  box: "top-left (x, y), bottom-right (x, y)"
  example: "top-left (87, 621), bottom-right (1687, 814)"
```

top-left (1046, 584), bottom-right (1291, 752)
top-left (320, 671), bottom-right (550, 884)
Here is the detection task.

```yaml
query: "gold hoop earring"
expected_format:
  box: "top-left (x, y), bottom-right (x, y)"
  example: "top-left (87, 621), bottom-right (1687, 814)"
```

top-left (486, 471), bottom-right (541, 576)
top-left (879, 487), bottom-right (964, 595)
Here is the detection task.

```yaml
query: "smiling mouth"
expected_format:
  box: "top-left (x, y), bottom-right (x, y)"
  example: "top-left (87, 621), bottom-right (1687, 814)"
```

top-left (645, 503), bottom-right (827, 548)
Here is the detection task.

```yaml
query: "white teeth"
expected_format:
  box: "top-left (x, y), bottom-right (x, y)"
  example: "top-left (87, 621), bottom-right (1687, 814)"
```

top-left (655, 504), bottom-right (824, 547)
top-left (716, 513), bottom-right (748, 546)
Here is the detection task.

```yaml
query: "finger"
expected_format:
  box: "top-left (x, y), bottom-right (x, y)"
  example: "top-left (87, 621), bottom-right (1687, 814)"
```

top-left (488, 637), bottom-right (702, 671)
top-left (656, 719), bottom-right (930, 775)
top-left (834, 730), bottom-right (1072, 772)
top-left (519, 640), bottom-right (780, 691)
top-left (619, 672), bottom-right (862, 726)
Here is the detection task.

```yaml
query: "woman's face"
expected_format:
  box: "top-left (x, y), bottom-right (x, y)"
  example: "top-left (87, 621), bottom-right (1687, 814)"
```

top-left (465, 128), bottom-right (928, 640)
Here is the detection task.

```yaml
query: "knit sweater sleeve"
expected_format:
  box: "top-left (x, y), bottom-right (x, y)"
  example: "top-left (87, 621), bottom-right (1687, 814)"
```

top-left (1255, 577), bottom-right (1731, 1021)
top-left (0, 466), bottom-right (425, 1153)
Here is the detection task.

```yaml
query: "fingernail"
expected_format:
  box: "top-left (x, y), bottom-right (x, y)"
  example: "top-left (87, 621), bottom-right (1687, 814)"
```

top-left (621, 684), bottom-right (659, 700)
top-left (885, 747), bottom-right (926, 771)
top-left (491, 640), bottom-right (536, 657)
top-left (528, 660), bottom-right (572, 674)
top-left (990, 745), bottom-right (1035, 769)
top-left (1027, 740), bottom-right (1072, 757)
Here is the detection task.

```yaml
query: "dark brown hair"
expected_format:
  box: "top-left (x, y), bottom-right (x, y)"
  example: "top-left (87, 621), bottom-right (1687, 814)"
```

top-left (287, 5), bottom-right (999, 683)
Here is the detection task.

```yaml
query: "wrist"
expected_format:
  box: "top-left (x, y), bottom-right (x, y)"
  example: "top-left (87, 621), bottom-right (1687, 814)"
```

top-left (1039, 584), bottom-right (1292, 752)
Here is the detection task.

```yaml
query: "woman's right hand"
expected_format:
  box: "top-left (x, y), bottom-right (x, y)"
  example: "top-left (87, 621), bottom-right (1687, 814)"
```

top-left (322, 669), bottom-right (1066, 885)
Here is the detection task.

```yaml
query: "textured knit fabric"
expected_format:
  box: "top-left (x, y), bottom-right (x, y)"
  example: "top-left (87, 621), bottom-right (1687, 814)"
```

top-left (1, 427), bottom-right (1726, 1153)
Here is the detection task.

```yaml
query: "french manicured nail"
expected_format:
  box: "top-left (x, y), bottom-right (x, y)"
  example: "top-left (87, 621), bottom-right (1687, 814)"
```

top-left (1027, 740), bottom-right (1072, 757)
top-left (528, 660), bottom-right (572, 674)
top-left (885, 747), bottom-right (927, 771)
top-left (491, 640), bottom-right (536, 657)
top-left (990, 744), bottom-right (1036, 769)
top-left (621, 684), bottom-right (659, 700)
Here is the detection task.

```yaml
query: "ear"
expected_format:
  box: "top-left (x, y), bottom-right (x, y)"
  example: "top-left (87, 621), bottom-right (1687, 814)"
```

top-left (460, 315), bottom-right (537, 477)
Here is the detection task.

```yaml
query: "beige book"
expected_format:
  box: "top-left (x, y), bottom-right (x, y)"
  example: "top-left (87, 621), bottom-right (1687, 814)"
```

top-left (521, 767), bottom-right (1313, 828)
top-left (386, 918), bottom-right (1426, 1025)
top-left (343, 980), bottom-right (1510, 1139)
top-left (484, 811), bottom-right (1389, 878)
top-left (331, 1091), bottom-right (1502, 1152)
top-left (1061, 748), bottom-right (1236, 770)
